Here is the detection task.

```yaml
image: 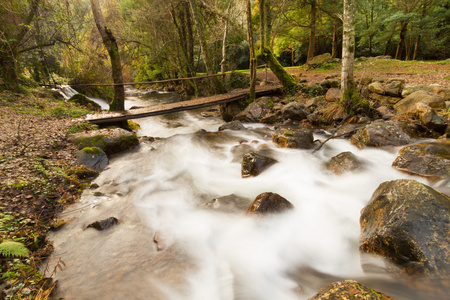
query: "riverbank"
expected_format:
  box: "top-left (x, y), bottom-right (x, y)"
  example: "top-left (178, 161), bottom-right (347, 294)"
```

top-left (0, 58), bottom-right (449, 299)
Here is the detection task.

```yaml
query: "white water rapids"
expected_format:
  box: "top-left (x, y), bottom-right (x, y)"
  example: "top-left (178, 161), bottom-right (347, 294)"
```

top-left (49, 90), bottom-right (446, 299)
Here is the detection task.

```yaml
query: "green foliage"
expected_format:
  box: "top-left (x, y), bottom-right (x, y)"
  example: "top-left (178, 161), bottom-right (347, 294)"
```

top-left (82, 147), bottom-right (101, 155)
top-left (49, 102), bottom-right (90, 119)
top-left (227, 72), bottom-right (250, 89)
top-left (0, 241), bottom-right (29, 258)
top-left (67, 122), bottom-right (99, 134)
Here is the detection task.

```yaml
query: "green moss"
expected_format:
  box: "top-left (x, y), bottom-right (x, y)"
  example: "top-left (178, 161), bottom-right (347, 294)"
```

top-left (257, 47), bottom-right (297, 94)
top-left (67, 122), bottom-right (99, 134)
top-left (82, 147), bottom-right (101, 155)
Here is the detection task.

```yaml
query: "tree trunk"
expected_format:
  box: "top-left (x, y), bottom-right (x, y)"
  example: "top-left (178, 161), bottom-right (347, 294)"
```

top-left (246, 0), bottom-right (256, 101)
top-left (413, 34), bottom-right (421, 60)
top-left (257, 0), bottom-right (296, 93)
top-left (265, 0), bottom-right (272, 51)
top-left (332, 17), bottom-right (339, 58)
top-left (0, 54), bottom-right (19, 89)
top-left (90, 0), bottom-right (125, 111)
top-left (341, 0), bottom-right (356, 96)
top-left (307, 0), bottom-right (317, 62)
top-left (189, 0), bottom-right (224, 94)
top-left (221, 5), bottom-right (231, 87)
top-left (259, 0), bottom-right (267, 48)
top-left (395, 21), bottom-right (408, 60)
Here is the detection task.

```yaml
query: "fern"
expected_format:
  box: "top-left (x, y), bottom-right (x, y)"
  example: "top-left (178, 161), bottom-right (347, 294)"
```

top-left (0, 241), bottom-right (29, 258)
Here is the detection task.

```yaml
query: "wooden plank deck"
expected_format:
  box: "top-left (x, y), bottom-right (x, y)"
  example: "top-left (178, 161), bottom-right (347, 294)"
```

top-left (86, 84), bottom-right (282, 124)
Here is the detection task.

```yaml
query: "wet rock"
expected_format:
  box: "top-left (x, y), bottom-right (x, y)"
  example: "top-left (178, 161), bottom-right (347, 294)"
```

top-left (68, 94), bottom-right (102, 111)
top-left (309, 280), bottom-right (394, 300)
top-left (394, 91), bottom-right (445, 115)
top-left (415, 103), bottom-right (447, 133)
top-left (392, 140), bottom-right (450, 181)
top-left (360, 179), bottom-right (450, 277)
top-left (368, 82), bottom-right (385, 95)
top-left (69, 128), bottom-right (139, 155)
top-left (385, 80), bottom-right (404, 97)
top-left (350, 120), bottom-right (412, 149)
top-left (326, 151), bottom-right (365, 175)
top-left (204, 194), bottom-right (250, 213)
top-left (219, 120), bottom-right (247, 131)
top-left (233, 102), bottom-right (267, 122)
top-left (331, 124), bottom-right (362, 138)
top-left (241, 152), bottom-right (277, 178)
top-left (325, 88), bottom-right (341, 102)
top-left (281, 102), bottom-right (310, 121)
top-left (246, 192), bottom-right (294, 215)
top-left (87, 217), bottom-right (119, 231)
top-left (76, 147), bottom-right (108, 171)
top-left (220, 101), bottom-right (244, 122)
top-left (272, 128), bottom-right (314, 149)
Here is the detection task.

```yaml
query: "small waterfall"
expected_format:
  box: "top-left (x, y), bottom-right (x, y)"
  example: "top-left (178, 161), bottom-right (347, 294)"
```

top-left (53, 85), bottom-right (110, 110)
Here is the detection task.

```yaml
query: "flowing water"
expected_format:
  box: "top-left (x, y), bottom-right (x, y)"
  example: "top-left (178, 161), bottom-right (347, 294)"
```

top-left (49, 90), bottom-right (447, 299)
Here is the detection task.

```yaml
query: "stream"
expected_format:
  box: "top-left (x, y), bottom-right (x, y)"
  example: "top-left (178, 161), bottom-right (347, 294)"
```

top-left (49, 89), bottom-right (445, 299)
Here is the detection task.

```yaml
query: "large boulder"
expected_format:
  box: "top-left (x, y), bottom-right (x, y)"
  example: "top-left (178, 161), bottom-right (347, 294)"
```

top-left (246, 192), bottom-right (294, 215)
top-left (325, 151), bottom-right (365, 175)
top-left (306, 53), bottom-right (332, 68)
top-left (272, 128), bottom-right (314, 149)
top-left (350, 120), bottom-right (412, 149)
top-left (69, 128), bottom-right (139, 155)
top-left (402, 85), bottom-right (450, 101)
top-left (75, 147), bottom-right (108, 171)
top-left (309, 280), bottom-right (394, 300)
top-left (241, 152), bottom-right (277, 178)
top-left (360, 179), bottom-right (450, 277)
top-left (394, 91), bottom-right (445, 115)
top-left (281, 102), bottom-right (310, 121)
top-left (392, 140), bottom-right (450, 181)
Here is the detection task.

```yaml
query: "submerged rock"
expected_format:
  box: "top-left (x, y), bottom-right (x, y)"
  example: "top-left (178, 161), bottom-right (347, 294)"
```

top-left (309, 280), bottom-right (394, 300)
top-left (87, 217), bottom-right (119, 231)
top-left (360, 179), bottom-right (450, 277)
top-left (69, 128), bottom-right (139, 155)
top-left (204, 194), bottom-right (250, 213)
top-left (246, 192), bottom-right (294, 215)
top-left (392, 140), bottom-right (450, 181)
top-left (326, 151), bottom-right (365, 175)
top-left (272, 128), bottom-right (314, 149)
top-left (218, 120), bottom-right (247, 131)
top-left (350, 120), bottom-right (412, 149)
top-left (241, 152), bottom-right (277, 178)
top-left (76, 147), bottom-right (108, 171)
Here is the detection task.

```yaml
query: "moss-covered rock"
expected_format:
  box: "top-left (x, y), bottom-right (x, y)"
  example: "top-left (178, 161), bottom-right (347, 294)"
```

top-left (68, 94), bottom-right (102, 111)
top-left (350, 120), bottom-right (412, 149)
top-left (392, 140), bottom-right (450, 181)
top-left (360, 179), bottom-right (450, 278)
top-left (69, 128), bottom-right (139, 155)
top-left (76, 147), bottom-right (108, 171)
top-left (394, 91), bottom-right (445, 115)
top-left (309, 280), bottom-right (394, 300)
top-left (272, 128), bottom-right (314, 149)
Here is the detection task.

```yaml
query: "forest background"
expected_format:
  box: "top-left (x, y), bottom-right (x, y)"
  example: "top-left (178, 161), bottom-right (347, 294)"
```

top-left (1, 0), bottom-right (449, 98)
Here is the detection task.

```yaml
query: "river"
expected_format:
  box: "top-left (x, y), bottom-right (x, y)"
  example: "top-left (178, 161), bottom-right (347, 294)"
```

top-left (49, 89), bottom-right (445, 299)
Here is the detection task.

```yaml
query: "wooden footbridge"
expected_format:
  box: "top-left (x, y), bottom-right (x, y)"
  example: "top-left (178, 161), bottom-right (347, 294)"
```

top-left (86, 84), bottom-right (282, 125)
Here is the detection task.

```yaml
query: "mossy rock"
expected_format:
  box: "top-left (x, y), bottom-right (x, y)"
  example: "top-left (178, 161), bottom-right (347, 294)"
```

top-left (69, 128), bottom-right (139, 155)
top-left (360, 179), bottom-right (450, 278)
top-left (69, 94), bottom-right (102, 111)
top-left (309, 280), bottom-right (394, 300)
top-left (350, 120), bottom-right (412, 149)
